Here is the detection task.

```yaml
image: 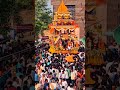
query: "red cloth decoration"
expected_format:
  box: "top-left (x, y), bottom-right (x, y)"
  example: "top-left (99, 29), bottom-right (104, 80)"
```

top-left (71, 21), bottom-right (75, 25)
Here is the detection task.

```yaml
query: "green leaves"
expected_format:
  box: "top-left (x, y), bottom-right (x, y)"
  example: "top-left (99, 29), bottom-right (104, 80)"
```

top-left (0, 0), bottom-right (34, 36)
top-left (16, 0), bottom-right (33, 10)
top-left (0, 0), bottom-right (34, 26)
top-left (35, 0), bottom-right (52, 36)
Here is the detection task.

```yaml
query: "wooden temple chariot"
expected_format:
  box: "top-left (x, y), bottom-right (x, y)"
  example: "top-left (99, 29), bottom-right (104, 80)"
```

top-left (48, 0), bottom-right (80, 54)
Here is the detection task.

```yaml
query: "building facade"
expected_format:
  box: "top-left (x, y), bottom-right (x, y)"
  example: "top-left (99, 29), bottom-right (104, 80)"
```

top-left (85, 0), bottom-right (107, 43)
top-left (51, 0), bottom-right (85, 38)
top-left (107, 0), bottom-right (120, 42)
top-left (107, 0), bottom-right (120, 31)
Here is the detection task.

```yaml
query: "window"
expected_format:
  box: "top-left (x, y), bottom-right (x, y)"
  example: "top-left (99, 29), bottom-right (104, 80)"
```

top-left (66, 5), bottom-right (75, 19)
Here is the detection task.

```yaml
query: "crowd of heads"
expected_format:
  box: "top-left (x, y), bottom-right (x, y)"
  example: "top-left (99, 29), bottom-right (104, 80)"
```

top-left (2, 52), bottom-right (35, 90)
top-left (0, 33), bottom-right (32, 57)
top-left (86, 32), bottom-right (120, 90)
top-left (0, 34), bottom-right (35, 90)
top-left (0, 40), bottom-right (33, 74)
top-left (1, 30), bottom-right (120, 90)
top-left (35, 43), bottom-right (85, 90)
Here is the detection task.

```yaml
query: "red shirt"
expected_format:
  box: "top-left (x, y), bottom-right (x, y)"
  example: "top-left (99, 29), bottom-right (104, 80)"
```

top-left (77, 72), bottom-right (83, 79)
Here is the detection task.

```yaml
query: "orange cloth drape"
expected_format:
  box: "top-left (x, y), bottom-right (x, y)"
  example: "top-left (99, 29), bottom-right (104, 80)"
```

top-left (65, 55), bottom-right (74, 62)
top-left (50, 28), bottom-right (54, 34)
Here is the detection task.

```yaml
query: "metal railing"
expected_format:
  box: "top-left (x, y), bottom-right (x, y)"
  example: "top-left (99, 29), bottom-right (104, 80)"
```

top-left (0, 46), bottom-right (35, 89)
top-left (0, 46), bottom-right (35, 61)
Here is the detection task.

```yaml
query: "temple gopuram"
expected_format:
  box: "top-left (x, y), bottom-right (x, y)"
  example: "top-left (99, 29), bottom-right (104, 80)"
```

top-left (47, 0), bottom-right (80, 54)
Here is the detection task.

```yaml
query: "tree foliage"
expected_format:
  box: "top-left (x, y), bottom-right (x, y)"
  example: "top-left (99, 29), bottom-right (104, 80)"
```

top-left (0, 0), bottom-right (34, 36)
top-left (35, 0), bottom-right (52, 36)
top-left (0, 0), bottom-right (33, 26)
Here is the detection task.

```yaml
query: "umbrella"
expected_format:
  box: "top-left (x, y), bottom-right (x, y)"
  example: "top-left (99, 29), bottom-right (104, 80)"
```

top-left (113, 26), bottom-right (120, 45)
top-left (65, 55), bottom-right (74, 62)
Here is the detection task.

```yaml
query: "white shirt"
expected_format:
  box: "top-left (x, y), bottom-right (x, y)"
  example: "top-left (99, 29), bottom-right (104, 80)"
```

top-left (0, 34), bottom-right (4, 39)
top-left (106, 62), bottom-right (113, 72)
top-left (48, 56), bottom-right (51, 60)
top-left (67, 86), bottom-right (74, 90)
top-left (50, 83), bottom-right (57, 89)
top-left (52, 68), bottom-right (56, 73)
top-left (62, 81), bottom-right (68, 89)
top-left (62, 73), bottom-right (66, 79)
top-left (65, 71), bottom-right (69, 79)
top-left (59, 73), bottom-right (62, 79)
top-left (68, 46), bottom-right (71, 50)
top-left (12, 81), bottom-right (18, 88)
top-left (55, 69), bottom-right (59, 78)
top-left (71, 71), bottom-right (76, 80)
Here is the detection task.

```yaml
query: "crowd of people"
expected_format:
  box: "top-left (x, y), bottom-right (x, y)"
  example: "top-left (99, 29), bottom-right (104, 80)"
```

top-left (0, 33), bottom-right (32, 57)
top-left (86, 32), bottom-right (120, 90)
top-left (2, 51), bottom-right (35, 90)
top-left (0, 32), bottom-right (35, 90)
top-left (0, 40), bottom-right (34, 75)
top-left (1, 29), bottom-right (120, 90)
top-left (0, 49), bottom-right (35, 90)
top-left (35, 42), bottom-right (85, 90)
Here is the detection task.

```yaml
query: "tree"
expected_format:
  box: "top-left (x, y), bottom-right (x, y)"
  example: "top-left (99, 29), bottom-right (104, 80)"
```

top-left (0, 0), bottom-right (34, 36)
top-left (0, 0), bottom-right (34, 25)
top-left (35, 0), bottom-right (52, 36)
